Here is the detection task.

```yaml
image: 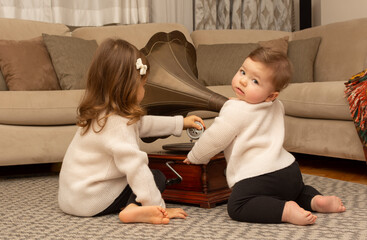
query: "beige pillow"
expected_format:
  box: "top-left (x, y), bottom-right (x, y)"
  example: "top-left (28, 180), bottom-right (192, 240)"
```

top-left (42, 34), bottom-right (98, 90)
top-left (288, 37), bottom-right (321, 83)
top-left (0, 37), bottom-right (60, 91)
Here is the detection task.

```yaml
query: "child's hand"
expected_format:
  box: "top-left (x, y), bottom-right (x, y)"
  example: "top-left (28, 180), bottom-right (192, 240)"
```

top-left (183, 158), bottom-right (191, 164)
top-left (165, 208), bottom-right (188, 219)
top-left (183, 115), bottom-right (205, 130)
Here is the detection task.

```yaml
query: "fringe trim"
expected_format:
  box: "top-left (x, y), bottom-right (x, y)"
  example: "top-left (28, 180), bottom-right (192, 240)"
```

top-left (344, 69), bottom-right (367, 146)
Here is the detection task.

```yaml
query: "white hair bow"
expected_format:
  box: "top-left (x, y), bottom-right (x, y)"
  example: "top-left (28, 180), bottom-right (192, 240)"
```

top-left (136, 58), bottom-right (147, 75)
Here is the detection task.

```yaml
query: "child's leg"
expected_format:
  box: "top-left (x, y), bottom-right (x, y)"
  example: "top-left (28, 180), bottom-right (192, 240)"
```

top-left (282, 201), bottom-right (317, 225)
top-left (95, 169), bottom-right (166, 217)
top-left (227, 162), bottom-right (317, 225)
top-left (228, 184), bottom-right (317, 225)
top-left (119, 169), bottom-right (170, 224)
top-left (227, 190), bottom-right (285, 223)
top-left (125, 169), bottom-right (166, 206)
top-left (311, 195), bottom-right (346, 213)
top-left (119, 203), bottom-right (170, 224)
top-left (294, 182), bottom-right (346, 213)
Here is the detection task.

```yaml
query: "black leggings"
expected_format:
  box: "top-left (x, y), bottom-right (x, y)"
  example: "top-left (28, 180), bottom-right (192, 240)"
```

top-left (227, 161), bottom-right (321, 223)
top-left (94, 169), bottom-right (166, 216)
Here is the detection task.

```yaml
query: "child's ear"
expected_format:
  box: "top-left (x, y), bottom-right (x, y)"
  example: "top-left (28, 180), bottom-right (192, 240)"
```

top-left (265, 92), bottom-right (279, 102)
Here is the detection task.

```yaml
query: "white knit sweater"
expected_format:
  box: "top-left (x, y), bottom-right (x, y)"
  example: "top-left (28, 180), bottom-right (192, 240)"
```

top-left (188, 99), bottom-right (294, 188)
top-left (58, 114), bottom-right (183, 216)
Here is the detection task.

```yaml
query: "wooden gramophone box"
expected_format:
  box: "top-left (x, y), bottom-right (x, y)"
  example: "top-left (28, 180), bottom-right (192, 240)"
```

top-left (148, 151), bottom-right (231, 208)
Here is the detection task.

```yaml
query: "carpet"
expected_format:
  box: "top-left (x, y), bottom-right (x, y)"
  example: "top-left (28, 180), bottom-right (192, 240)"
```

top-left (0, 173), bottom-right (366, 240)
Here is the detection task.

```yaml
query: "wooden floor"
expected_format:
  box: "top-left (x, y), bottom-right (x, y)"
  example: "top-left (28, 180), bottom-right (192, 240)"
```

top-left (294, 153), bottom-right (367, 185)
top-left (1, 153), bottom-right (367, 185)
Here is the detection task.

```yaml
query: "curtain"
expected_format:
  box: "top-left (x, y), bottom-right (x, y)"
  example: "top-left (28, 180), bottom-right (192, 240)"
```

top-left (151, 0), bottom-right (194, 32)
top-left (0, 0), bottom-right (150, 26)
top-left (195, 0), bottom-right (295, 31)
top-left (0, 0), bottom-right (52, 22)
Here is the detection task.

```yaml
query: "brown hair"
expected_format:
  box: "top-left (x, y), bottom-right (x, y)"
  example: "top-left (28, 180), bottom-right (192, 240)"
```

top-left (77, 38), bottom-right (149, 135)
top-left (248, 47), bottom-right (292, 91)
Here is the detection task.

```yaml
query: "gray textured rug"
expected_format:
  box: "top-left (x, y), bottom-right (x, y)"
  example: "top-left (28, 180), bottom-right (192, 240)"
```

top-left (0, 174), bottom-right (366, 240)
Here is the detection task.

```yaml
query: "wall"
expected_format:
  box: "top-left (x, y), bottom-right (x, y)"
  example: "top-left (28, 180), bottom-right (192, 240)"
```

top-left (293, 0), bottom-right (367, 30)
top-left (312, 0), bottom-right (367, 27)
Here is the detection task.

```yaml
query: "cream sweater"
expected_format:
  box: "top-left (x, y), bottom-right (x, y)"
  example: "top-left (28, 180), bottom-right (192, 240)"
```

top-left (188, 99), bottom-right (294, 188)
top-left (58, 114), bottom-right (183, 216)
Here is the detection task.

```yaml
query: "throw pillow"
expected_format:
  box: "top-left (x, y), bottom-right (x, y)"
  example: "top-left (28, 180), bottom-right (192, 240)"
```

top-left (0, 37), bottom-right (60, 91)
top-left (197, 43), bottom-right (258, 86)
top-left (288, 37), bottom-right (321, 83)
top-left (0, 72), bottom-right (8, 91)
top-left (197, 37), bottom-right (290, 86)
top-left (258, 36), bottom-right (289, 55)
top-left (42, 34), bottom-right (98, 90)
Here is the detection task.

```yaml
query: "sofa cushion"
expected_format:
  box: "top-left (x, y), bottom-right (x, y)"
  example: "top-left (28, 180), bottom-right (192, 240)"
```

top-left (0, 37), bottom-right (61, 91)
top-left (288, 37), bottom-right (321, 83)
top-left (42, 34), bottom-right (98, 90)
top-left (278, 81), bottom-right (351, 120)
top-left (0, 90), bottom-right (85, 125)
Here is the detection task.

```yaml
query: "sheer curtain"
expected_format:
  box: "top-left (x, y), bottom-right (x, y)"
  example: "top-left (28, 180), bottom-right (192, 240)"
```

top-left (195, 0), bottom-right (295, 31)
top-left (151, 0), bottom-right (193, 32)
top-left (0, 0), bottom-right (150, 26)
top-left (0, 0), bottom-right (53, 22)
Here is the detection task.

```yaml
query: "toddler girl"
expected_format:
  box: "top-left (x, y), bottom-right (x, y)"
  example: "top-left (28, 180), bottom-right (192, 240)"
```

top-left (58, 38), bottom-right (204, 224)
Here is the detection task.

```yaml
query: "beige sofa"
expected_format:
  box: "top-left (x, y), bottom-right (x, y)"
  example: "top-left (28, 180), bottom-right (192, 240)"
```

top-left (0, 17), bottom-right (366, 166)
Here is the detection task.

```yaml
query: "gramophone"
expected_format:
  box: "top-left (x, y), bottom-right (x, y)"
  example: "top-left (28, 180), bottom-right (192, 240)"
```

top-left (139, 31), bottom-right (228, 186)
top-left (140, 30), bottom-right (228, 143)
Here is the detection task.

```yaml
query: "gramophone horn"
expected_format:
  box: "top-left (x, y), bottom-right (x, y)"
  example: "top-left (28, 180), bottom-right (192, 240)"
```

top-left (140, 31), bottom-right (228, 116)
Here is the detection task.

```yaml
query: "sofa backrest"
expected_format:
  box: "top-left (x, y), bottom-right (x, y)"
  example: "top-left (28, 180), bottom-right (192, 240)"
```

top-left (0, 18), bottom-right (70, 40)
top-left (72, 23), bottom-right (192, 49)
top-left (190, 29), bottom-right (291, 48)
top-left (292, 18), bottom-right (367, 83)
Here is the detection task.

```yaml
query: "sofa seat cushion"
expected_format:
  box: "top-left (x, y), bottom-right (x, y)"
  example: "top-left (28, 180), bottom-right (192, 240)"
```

top-left (278, 81), bottom-right (351, 120)
top-left (0, 90), bottom-right (84, 125)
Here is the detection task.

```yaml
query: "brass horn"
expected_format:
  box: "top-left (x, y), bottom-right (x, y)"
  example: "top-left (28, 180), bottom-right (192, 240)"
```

top-left (140, 31), bottom-right (228, 116)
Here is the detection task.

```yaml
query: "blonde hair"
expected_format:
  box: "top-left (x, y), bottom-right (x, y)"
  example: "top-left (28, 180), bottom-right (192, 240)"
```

top-left (77, 38), bottom-right (149, 135)
top-left (248, 47), bottom-right (292, 91)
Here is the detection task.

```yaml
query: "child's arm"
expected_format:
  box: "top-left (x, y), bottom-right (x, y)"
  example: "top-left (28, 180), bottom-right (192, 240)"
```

top-left (138, 115), bottom-right (183, 138)
top-left (138, 115), bottom-right (204, 138)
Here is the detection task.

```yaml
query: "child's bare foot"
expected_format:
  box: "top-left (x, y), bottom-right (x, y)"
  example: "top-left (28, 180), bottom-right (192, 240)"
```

top-left (282, 201), bottom-right (317, 225)
top-left (119, 204), bottom-right (170, 224)
top-left (311, 195), bottom-right (346, 213)
top-left (166, 208), bottom-right (188, 219)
